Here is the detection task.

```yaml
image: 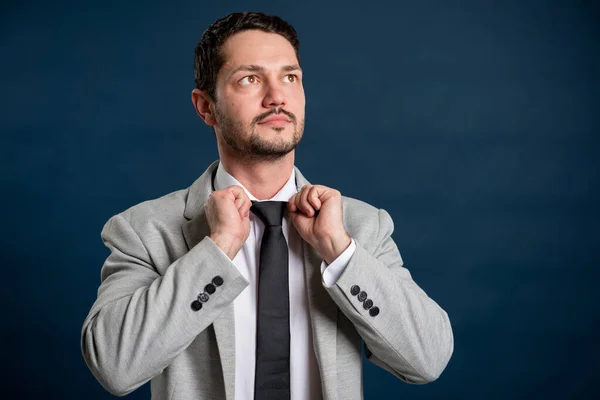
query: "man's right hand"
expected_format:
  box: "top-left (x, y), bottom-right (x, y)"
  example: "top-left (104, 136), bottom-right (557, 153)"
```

top-left (204, 185), bottom-right (252, 259)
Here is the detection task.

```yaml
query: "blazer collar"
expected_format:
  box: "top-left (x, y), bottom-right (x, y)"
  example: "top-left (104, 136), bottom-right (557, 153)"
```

top-left (183, 159), bottom-right (311, 222)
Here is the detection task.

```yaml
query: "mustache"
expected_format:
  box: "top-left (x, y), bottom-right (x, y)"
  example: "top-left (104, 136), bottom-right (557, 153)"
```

top-left (252, 108), bottom-right (296, 125)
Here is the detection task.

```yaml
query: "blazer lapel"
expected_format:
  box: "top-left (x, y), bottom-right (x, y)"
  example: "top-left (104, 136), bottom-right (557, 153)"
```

top-left (295, 168), bottom-right (338, 400)
top-left (181, 160), bottom-right (236, 400)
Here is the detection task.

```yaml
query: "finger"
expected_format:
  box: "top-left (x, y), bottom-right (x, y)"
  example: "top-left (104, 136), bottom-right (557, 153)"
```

top-left (225, 187), bottom-right (248, 219)
top-left (308, 186), bottom-right (322, 210)
top-left (229, 185), bottom-right (247, 209)
top-left (299, 185), bottom-right (315, 216)
top-left (234, 187), bottom-right (253, 218)
top-left (241, 195), bottom-right (252, 218)
top-left (287, 194), bottom-right (298, 212)
top-left (295, 186), bottom-right (308, 215)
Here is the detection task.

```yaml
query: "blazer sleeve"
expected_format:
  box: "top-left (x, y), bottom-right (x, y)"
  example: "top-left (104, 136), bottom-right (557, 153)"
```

top-left (323, 208), bottom-right (454, 384)
top-left (80, 214), bottom-right (248, 396)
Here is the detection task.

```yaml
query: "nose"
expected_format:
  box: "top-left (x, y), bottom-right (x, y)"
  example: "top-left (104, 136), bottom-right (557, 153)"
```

top-left (262, 80), bottom-right (286, 108)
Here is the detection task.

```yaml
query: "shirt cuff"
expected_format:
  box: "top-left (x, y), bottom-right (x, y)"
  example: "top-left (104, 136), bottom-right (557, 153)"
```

top-left (320, 238), bottom-right (356, 288)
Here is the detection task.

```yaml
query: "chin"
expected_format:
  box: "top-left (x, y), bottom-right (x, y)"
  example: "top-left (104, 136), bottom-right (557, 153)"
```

top-left (258, 124), bottom-right (289, 131)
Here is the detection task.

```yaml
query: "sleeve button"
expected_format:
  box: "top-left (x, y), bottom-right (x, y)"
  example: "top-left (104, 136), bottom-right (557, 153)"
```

top-left (198, 293), bottom-right (210, 303)
top-left (212, 276), bottom-right (224, 286)
top-left (191, 300), bottom-right (203, 311)
top-left (369, 307), bottom-right (380, 317)
top-left (205, 283), bottom-right (216, 294)
top-left (350, 285), bottom-right (360, 296)
top-left (363, 299), bottom-right (373, 310)
top-left (357, 291), bottom-right (367, 302)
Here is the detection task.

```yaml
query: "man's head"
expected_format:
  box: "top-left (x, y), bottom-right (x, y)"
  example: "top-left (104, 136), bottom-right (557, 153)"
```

top-left (192, 12), bottom-right (305, 162)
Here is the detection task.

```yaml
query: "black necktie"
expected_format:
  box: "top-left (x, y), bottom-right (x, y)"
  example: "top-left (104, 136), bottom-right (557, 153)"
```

top-left (250, 200), bottom-right (290, 400)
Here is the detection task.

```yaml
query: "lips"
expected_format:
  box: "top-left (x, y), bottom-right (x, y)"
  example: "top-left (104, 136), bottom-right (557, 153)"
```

top-left (258, 116), bottom-right (291, 124)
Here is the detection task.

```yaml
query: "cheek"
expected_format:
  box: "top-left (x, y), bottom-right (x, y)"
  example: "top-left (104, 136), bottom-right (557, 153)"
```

top-left (232, 99), bottom-right (251, 113)
top-left (228, 102), bottom-right (258, 125)
top-left (292, 90), bottom-right (306, 116)
top-left (292, 86), bottom-right (306, 106)
top-left (220, 87), bottom-right (259, 120)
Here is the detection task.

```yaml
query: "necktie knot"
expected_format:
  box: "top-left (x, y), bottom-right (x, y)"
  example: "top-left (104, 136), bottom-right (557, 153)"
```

top-left (250, 201), bottom-right (287, 227)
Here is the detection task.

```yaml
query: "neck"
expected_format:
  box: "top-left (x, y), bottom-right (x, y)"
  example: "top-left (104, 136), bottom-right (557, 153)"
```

top-left (218, 149), bottom-right (295, 201)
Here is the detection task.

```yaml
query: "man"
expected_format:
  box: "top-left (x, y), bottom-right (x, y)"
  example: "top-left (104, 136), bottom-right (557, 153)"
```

top-left (81, 11), bottom-right (453, 400)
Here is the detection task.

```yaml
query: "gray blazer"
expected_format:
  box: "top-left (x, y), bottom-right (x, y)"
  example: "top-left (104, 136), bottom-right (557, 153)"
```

top-left (81, 160), bottom-right (453, 399)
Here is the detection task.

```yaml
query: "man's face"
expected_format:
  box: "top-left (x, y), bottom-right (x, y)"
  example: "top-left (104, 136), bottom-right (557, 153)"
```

top-left (212, 29), bottom-right (305, 161)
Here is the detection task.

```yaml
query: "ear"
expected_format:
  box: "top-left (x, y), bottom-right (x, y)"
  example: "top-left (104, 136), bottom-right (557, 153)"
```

top-left (191, 89), bottom-right (217, 126)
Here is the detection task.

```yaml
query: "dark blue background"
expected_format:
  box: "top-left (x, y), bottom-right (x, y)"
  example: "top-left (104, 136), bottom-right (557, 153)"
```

top-left (2, 0), bottom-right (599, 398)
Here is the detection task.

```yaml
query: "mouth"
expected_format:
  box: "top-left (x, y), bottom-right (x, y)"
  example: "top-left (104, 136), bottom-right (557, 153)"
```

top-left (258, 120), bottom-right (290, 127)
top-left (257, 116), bottom-right (291, 126)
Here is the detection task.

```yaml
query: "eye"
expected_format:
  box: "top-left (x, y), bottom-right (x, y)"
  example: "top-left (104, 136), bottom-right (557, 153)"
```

top-left (285, 74), bottom-right (299, 83)
top-left (239, 75), bottom-right (259, 85)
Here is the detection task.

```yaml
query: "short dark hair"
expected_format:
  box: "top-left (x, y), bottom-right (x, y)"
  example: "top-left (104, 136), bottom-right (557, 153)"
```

top-left (193, 12), bottom-right (300, 101)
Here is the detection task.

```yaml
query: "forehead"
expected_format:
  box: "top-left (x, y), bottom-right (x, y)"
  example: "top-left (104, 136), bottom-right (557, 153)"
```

top-left (219, 30), bottom-right (298, 72)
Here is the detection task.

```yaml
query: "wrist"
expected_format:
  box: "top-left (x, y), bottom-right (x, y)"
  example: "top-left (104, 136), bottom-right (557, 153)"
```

top-left (321, 232), bottom-right (352, 264)
top-left (210, 233), bottom-right (240, 260)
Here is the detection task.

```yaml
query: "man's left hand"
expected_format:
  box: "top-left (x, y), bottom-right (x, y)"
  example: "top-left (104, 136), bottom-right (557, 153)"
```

top-left (288, 184), bottom-right (352, 264)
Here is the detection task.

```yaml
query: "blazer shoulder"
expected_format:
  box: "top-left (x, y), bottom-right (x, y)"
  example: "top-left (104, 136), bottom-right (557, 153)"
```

top-left (341, 194), bottom-right (388, 234)
top-left (342, 194), bottom-right (380, 217)
top-left (341, 195), bottom-right (398, 255)
top-left (107, 187), bottom-right (190, 232)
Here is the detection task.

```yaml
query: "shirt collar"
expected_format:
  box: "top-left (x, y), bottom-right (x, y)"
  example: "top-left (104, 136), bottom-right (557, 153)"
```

top-left (214, 161), bottom-right (297, 201)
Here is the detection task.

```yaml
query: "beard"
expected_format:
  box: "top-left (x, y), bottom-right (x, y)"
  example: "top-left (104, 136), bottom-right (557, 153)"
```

top-left (215, 104), bottom-right (305, 162)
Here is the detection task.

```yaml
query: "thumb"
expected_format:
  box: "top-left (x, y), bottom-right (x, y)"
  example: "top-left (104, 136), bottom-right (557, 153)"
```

top-left (288, 208), bottom-right (311, 229)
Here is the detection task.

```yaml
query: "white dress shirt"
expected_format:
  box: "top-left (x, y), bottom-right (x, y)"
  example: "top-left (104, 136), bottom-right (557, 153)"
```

top-left (213, 162), bottom-right (357, 400)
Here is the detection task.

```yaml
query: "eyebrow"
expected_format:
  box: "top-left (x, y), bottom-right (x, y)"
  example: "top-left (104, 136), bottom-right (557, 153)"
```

top-left (227, 64), bottom-right (302, 79)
